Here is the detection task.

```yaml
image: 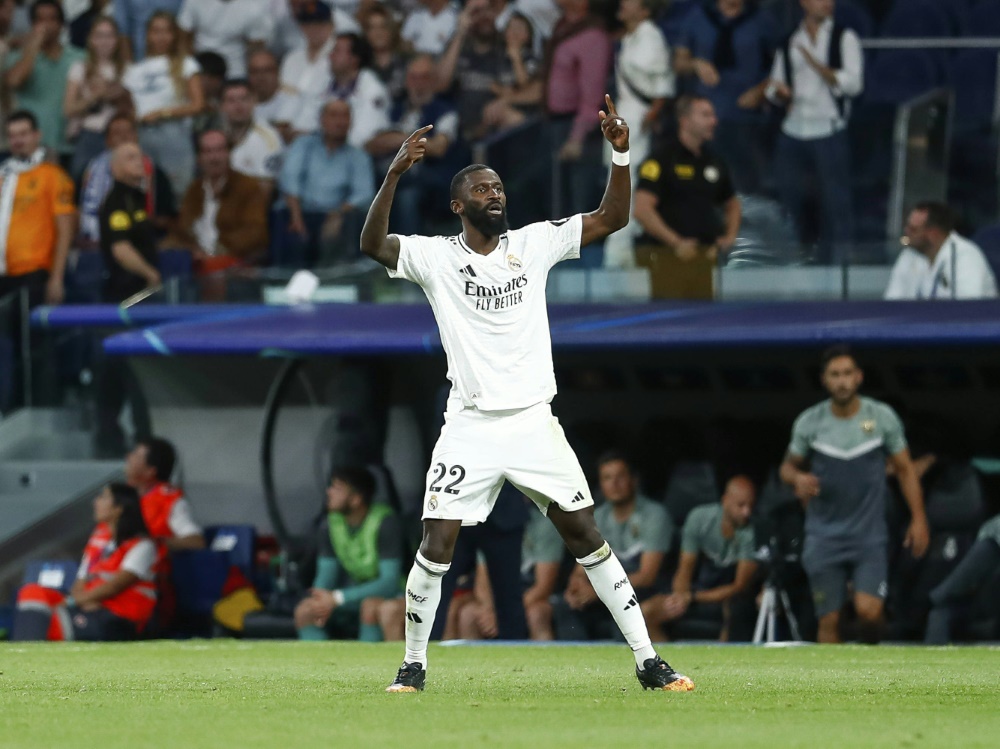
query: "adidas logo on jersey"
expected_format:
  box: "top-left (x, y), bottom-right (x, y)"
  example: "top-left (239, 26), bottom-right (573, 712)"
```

top-left (458, 265), bottom-right (477, 277)
top-left (571, 491), bottom-right (586, 503)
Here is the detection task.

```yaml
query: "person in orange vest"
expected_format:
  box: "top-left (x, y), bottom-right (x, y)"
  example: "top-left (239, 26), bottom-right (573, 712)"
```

top-left (126, 437), bottom-right (205, 551)
top-left (12, 483), bottom-right (158, 640)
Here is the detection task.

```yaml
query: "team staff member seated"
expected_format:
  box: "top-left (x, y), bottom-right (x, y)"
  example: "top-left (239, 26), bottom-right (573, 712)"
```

top-left (633, 95), bottom-right (740, 299)
top-left (295, 467), bottom-right (403, 641)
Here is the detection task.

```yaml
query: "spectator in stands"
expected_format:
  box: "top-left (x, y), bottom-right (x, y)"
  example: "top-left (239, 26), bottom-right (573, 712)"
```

top-left (367, 54), bottom-right (459, 235)
top-left (295, 467), bottom-right (402, 641)
top-left (674, 0), bottom-right (776, 194)
top-left (13, 483), bottom-right (157, 641)
top-left (276, 99), bottom-right (375, 267)
top-left (113, 0), bottom-right (183, 60)
top-left (67, 0), bottom-right (114, 49)
top-left (633, 95), bottom-right (741, 299)
top-left (520, 496), bottom-right (565, 639)
top-left (171, 129), bottom-right (269, 276)
top-left (64, 16), bottom-right (130, 181)
top-left (0, 110), bottom-right (75, 306)
top-left (766, 0), bottom-right (862, 264)
top-left (780, 345), bottom-right (929, 644)
top-left (477, 12), bottom-right (543, 137)
top-left (99, 142), bottom-right (161, 302)
top-left (554, 451), bottom-right (673, 641)
top-left (641, 475), bottom-right (759, 642)
top-left (925, 514), bottom-right (1000, 644)
top-left (78, 113), bottom-right (177, 249)
top-left (178, 0), bottom-right (272, 79)
top-left (248, 49), bottom-right (302, 144)
top-left (602, 0), bottom-right (673, 269)
top-left (885, 202), bottom-right (999, 300)
top-left (317, 32), bottom-right (391, 147)
top-left (271, 0), bottom-right (360, 60)
top-left (221, 78), bottom-right (284, 196)
top-left (363, 2), bottom-right (408, 102)
top-left (192, 50), bottom-right (227, 133)
top-left (436, 0), bottom-right (506, 142)
top-left (4, 0), bottom-right (85, 161)
top-left (122, 10), bottom-right (204, 198)
top-left (402, 0), bottom-right (458, 56)
top-left (279, 0), bottom-right (337, 103)
top-left (544, 0), bottom-right (611, 220)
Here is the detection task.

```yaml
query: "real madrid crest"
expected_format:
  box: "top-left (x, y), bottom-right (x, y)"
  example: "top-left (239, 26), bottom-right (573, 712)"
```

top-left (861, 420), bottom-right (876, 434)
top-left (507, 254), bottom-right (522, 271)
top-left (428, 495), bottom-right (438, 511)
top-left (704, 166), bottom-right (720, 183)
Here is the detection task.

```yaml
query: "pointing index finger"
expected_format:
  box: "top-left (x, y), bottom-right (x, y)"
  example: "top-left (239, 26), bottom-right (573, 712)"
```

top-left (407, 124), bottom-right (434, 142)
top-left (604, 94), bottom-right (617, 116)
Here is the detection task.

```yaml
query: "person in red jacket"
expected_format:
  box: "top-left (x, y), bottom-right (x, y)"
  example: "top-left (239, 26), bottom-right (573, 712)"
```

top-left (13, 483), bottom-right (158, 640)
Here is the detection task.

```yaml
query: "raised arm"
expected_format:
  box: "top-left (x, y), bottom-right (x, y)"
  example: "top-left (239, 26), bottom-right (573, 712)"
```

top-left (360, 124), bottom-right (433, 269)
top-left (579, 95), bottom-right (631, 247)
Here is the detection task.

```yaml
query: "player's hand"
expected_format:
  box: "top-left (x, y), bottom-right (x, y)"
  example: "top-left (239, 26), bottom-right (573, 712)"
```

top-left (793, 472), bottom-right (821, 504)
top-left (388, 124), bottom-right (433, 176)
top-left (904, 515), bottom-right (930, 559)
top-left (599, 94), bottom-right (629, 153)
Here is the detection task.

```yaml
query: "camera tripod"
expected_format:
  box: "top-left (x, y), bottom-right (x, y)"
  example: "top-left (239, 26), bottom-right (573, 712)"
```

top-left (753, 577), bottom-right (803, 644)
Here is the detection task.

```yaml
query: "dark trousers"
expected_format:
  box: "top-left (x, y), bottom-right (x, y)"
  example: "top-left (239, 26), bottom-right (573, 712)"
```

top-left (0, 270), bottom-right (50, 411)
top-left (924, 539), bottom-right (1000, 644)
top-left (12, 605), bottom-right (137, 641)
top-left (270, 208), bottom-right (364, 270)
top-left (93, 344), bottom-right (151, 458)
top-left (430, 522), bottom-right (528, 641)
top-left (775, 129), bottom-right (854, 264)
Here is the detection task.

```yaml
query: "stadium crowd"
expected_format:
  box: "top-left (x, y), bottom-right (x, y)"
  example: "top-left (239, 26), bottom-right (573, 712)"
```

top-left (3, 1), bottom-right (1000, 643)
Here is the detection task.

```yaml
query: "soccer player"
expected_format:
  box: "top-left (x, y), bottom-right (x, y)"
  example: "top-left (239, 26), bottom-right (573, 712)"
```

top-left (780, 345), bottom-right (930, 643)
top-left (361, 94), bottom-right (694, 693)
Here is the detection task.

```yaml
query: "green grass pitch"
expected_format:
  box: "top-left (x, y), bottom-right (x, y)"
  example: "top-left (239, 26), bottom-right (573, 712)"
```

top-left (1, 641), bottom-right (998, 748)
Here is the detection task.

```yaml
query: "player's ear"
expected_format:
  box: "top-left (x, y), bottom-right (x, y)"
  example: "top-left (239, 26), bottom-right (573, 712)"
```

top-left (450, 199), bottom-right (462, 216)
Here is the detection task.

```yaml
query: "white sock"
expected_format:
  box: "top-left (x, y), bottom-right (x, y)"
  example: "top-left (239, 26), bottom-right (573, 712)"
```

top-left (402, 551), bottom-right (450, 668)
top-left (578, 542), bottom-right (657, 668)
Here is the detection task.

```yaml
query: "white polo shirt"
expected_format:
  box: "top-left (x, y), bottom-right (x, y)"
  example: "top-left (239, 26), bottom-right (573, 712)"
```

top-left (294, 69), bottom-right (391, 148)
top-left (178, 0), bottom-right (273, 79)
top-left (231, 119), bottom-right (284, 181)
top-left (884, 233), bottom-right (999, 300)
top-left (255, 87), bottom-right (304, 130)
top-left (280, 37), bottom-right (335, 100)
top-left (387, 215), bottom-right (582, 412)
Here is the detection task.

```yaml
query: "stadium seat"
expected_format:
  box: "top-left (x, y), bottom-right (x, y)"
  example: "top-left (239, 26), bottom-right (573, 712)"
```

top-left (20, 560), bottom-right (79, 594)
top-left (205, 524), bottom-right (257, 579)
top-left (866, 49), bottom-right (941, 105)
top-left (950, 50), bottom-right (999, 135)
top-left (158, 248), bottom-right (193, 281)
top-left (923, 464), bottom-right (986, 534)
top-left (170, 548), bottom-right (231, 619)
top-left (663, 461), bottom-right (718, 529)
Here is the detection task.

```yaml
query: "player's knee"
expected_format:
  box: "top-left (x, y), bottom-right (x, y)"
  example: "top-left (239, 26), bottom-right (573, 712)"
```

top-left (548, 506), bottom-right (603, 558)
top-left (855, 597), bottom-right (884, 624)
top-left (419, 520), bottom-right (461, 563)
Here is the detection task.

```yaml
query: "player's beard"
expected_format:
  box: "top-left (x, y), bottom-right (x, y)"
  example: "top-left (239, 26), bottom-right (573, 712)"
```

top-left (465, 203), bottom-right (509, 237)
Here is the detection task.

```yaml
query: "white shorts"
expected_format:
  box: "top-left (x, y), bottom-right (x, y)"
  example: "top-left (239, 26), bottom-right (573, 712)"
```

top-left (421, 402), bottom-right (594, 526)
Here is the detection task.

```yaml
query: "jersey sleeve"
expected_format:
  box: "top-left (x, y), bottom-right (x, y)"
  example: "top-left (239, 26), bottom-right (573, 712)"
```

top-left (386, 234), bottom-right (441, 286)
top-left (735, 528), bottom-right (757, 561)
top-left (528, 214), bottom-right (583, 268)
top-left (102, 195), bottom-right (133, 246)
top-left (120, 539), bottom-right (157, 580)
top-left (637, 156), bottom-right (665, 196)
top-left (879, 404), bottom-right (908, 455)
top-left (787, 410), bottom-right (813, 458)
top-left (52, 169), bottom-right (76, 216)
top-left (167, 499), bottom-right (202, 539)
top-left (680, 510), bottom-right (703, 555)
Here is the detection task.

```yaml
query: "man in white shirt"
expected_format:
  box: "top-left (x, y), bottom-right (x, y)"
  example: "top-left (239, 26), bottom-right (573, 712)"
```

top-left (885, 202), bottom-right (999, 300)
top-left (361, 96), bottom-right (694, 694)
top-left (295, 33), bottom-right (391, 147)
top-left (221, 79), bottom-right (284, 196)
top-left (279, 1), bottom-right (338, 101)
top-left (178, 0), bottom-right (272, 79)
top-left (766, 0), bottom-right (862, 264)
top-left (248, 49), bottom-right (303, 143)
top-left (270, 0), bottom-right (360, 59)
top-left (604, 0), bottom-right (673, 268)
top-left (402, 0), bottom-right (459, 55)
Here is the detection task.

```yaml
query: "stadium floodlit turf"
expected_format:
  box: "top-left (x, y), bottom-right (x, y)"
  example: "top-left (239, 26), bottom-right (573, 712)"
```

top-left (1, 641), bottom-right (998, 748)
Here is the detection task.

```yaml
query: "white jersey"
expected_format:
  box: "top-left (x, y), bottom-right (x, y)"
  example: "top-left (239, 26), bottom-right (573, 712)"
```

top-left (231, 119), bottom-right (284, 181)
top-left (387, 215), bottom-right (583, 412)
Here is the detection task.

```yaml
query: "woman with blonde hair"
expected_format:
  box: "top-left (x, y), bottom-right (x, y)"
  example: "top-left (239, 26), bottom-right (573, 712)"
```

top-left (64, 15), bottom-right (130, 180)
top-left (122, 11), bottom-right (203, 197)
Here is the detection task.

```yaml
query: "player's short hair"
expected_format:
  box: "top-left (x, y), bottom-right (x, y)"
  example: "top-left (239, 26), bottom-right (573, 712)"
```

top-left (675, 94), bottom-right (712, 121)
top-left (6, 109), bottom-right (39, 131)
top-left (596, 449), bottom-right (635, 474)
top-left (912, 201), bottom-right (954, 235)
top-left (820, 344), bottom-right (859, 372)
top-left (137, 437), bottom-right (177, 483)
top-left (450, 163), bottom-right (492, 200)
top-left (331, 466), bottom-right (377, 505)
